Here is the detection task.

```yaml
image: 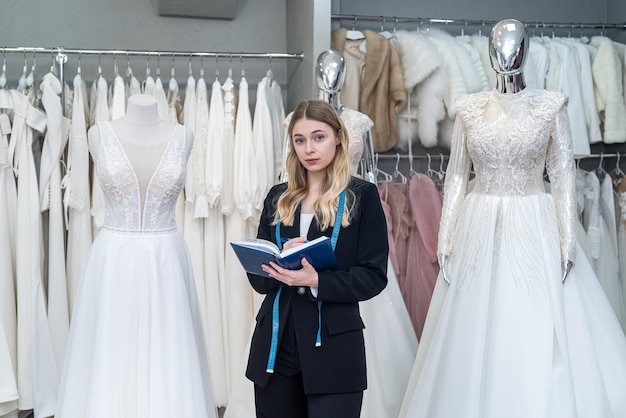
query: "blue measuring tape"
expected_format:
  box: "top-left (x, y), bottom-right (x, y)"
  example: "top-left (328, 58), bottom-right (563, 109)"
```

top-left (265, 189), bottom-right (346, 373)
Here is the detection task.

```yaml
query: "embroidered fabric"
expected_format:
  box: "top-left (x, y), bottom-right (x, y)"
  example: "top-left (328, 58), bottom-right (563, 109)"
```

top-left (94, 122), bottom-right (187, 233)
top-left (438, 89), bottom-right (577, 264)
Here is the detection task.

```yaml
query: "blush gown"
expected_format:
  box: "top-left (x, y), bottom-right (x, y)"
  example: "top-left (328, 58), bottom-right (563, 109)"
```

top-left (400, 89), bottom-right (626, 418)
top-left (56, 121), bottom-right (217, 418)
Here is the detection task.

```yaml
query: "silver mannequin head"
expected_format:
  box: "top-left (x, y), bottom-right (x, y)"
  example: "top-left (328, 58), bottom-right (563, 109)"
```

top-left (316, 49), bottom-right (346, 112)
top-left (489, 19), bottom-right (528, 93)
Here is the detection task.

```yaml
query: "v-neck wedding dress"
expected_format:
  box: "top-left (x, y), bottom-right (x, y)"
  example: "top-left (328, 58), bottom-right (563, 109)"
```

top-left (56, 121), bottom-right (217, 418)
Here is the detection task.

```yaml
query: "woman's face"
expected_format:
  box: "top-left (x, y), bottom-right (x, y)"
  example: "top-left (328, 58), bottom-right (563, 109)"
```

top-left (291, 117), bottom-right (340, 175)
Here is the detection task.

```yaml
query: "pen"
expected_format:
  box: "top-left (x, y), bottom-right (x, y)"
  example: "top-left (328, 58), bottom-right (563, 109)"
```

top-left (280, 238), bottom-right (309, 243)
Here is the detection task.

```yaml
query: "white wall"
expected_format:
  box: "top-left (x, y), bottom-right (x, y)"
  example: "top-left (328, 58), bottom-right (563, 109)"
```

top-left (332, 0), bottom-right (609, 23)
top-left (0, 0), bottom-right (294, 103)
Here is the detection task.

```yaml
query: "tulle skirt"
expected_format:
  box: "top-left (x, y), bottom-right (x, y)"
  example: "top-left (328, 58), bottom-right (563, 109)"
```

top-left (56, 228), bottom-right (217, 418)
top-left (400, 193), bottom-right (626, 418)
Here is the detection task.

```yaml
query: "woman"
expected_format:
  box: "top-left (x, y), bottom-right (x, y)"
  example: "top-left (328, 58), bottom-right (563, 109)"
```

top-left (245, 100), bottom-right (388, 418)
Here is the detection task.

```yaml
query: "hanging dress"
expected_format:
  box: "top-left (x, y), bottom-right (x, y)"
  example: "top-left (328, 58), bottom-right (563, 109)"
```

top-left (203, 77), bottom-right (228, 407)
top-left (399, 89), bottom-right (626, 418)
top-left (404, 173), bottom-right (442, 338)
top-left (39, 72), bottom-right (70, 380)
top-left (224, 75), bottom-right (258, 399)
top-left (65, 73), bottom-right (93, 316)
top-left (0, 86), bottom-right (18, 416)
top-left (11, 87), bottom-right (59, 418)
top-left (56, 121), bottom-right (217, 418)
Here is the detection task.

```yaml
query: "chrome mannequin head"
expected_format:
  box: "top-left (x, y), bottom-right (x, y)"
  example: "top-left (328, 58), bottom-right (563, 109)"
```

top-left (316, 49), bottom-right (346, 112)
top-left (489, 19), bottom-right (528, 93)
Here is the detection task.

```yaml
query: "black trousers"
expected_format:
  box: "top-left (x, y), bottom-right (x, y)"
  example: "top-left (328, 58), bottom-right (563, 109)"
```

top-left (254, 371), bottom-right (363, 418)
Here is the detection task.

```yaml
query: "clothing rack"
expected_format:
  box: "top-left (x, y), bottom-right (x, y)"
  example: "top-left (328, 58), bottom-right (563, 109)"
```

top-left (331, 14), bottom-right (626, 31)
top-left (1, 46), bottom-right (304, 107)
top-left (375, 152), bottom-right (625, 175)
top-left (376, 152), bottom-right (622, 160)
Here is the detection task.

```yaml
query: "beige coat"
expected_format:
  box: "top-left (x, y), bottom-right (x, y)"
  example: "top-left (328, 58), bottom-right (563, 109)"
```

top-left (332, 28), bottom-right (407, 152)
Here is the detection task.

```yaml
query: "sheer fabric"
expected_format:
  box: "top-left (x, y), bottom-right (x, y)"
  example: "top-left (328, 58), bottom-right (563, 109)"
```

top-left (56, 122), bottom-right (217, 418)
top-left (400, 89), bottom-right (626, 418)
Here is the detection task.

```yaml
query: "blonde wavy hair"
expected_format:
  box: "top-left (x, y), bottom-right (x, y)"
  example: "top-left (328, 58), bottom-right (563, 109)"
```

top-left (274, 100), bottom-right (354, 230)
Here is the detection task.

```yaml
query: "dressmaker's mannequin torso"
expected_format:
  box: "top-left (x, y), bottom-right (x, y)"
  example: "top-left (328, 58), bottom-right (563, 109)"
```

top-left (87, 94), bottom-right (194, 206)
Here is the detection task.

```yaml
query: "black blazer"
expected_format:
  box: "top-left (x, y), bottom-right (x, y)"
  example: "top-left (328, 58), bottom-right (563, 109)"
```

top-left (246, 177), bottom-right (389, 395)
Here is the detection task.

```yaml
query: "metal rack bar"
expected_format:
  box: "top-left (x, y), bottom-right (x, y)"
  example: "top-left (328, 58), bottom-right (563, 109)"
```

top-left (0, 46), bottom-right (304, 60)
top-left (331, 14), bottom-right (626, 30)
top-left (1, 46), bottom-right (304, 108)
top-left (376, 152), bottom-right (622, 159)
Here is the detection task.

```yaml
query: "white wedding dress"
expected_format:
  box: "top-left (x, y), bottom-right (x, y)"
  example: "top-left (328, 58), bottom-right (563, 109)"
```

top-left (56, 122), bottom-right (217, 418)
top-left (400, 89), bottom-right (626, 418)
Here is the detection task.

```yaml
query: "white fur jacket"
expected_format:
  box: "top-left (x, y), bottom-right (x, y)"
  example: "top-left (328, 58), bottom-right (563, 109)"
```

top-left (590, 36), bottom-right (626, 143)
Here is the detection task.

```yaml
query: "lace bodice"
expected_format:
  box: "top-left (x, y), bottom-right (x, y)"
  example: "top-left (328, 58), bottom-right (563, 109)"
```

top-left (439, 89), bottom-right (577, 263)
top-left (94, 121), bottom-right (188, 233)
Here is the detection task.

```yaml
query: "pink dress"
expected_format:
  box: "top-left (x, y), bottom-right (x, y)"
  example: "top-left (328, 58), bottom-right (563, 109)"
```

top-left (387, 182), bottom-right (411, 291)
top-left (378, 181), bottom-right (400, 275)
top-left (404, 173), bottom-right (442, 338)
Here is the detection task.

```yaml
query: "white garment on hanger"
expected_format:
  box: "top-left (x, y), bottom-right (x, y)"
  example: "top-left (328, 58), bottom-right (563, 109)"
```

top-left (39, 72), bottom-right (71, 381)
top-left (252, 76), bottom-right (274, 205)
top-left (11, 88), bottom-right (58, 417)
top-left (0, 88), bottom-right (18, 416)
top-left (202, 77), bottom-right (228, 407)
top-left (65, 74), bottom-right (93, 316)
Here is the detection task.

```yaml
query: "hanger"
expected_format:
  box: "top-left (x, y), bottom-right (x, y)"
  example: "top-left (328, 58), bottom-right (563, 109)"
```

top-left (156, 52), bottom-right (162, 80)
top-left (425, 154), bottom-right (445, 185)
top-left (97, 51), bottom-right (103, 78)
top-left (25, 50), bottom-right (35, 88)
top-left (240, 55), bottom-right (245, 79)
top-left (374, 154), bottom-right (393, 183)
top-left (393, 153), bottom-right (407, 184)
top-left (215, 55), bottom-right (220, 82)
top-left (113, 53), bottom-right (119, 76)
top-left (169, 53), bottom-right (178, 91)
top-left (0, 48), bottom-right (6, 88)
top-left (379, 16), bottom-right (393, 39)
top-left (613, 152), bottom-right (624, 179)
top-left (346, 15), bottom-right (365, 40)
top-left (266, 54), bottom-right (273, 82)
top-left (17, 51), bottom-right (27, 91)
top-left (595, 153), bottom-right (607, 179)
top-left (125, 51), bottom-right (133, 79)
top-left (199, 55), bottom-right (205, 79)
top-left (146, 54), bottom-right (152, 79)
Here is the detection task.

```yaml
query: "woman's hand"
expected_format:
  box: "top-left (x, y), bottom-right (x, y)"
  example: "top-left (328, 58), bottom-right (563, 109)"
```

top-left (262, 257), bottom-right (320, 288)
top-left (281, 236), bottom-right (308, 252)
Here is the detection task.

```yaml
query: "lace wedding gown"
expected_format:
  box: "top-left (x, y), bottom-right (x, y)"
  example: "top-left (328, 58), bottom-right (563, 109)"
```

top-left (400, 89), bottom-right (626, 418)
top-left (56, 122), bottom-right (217, 418)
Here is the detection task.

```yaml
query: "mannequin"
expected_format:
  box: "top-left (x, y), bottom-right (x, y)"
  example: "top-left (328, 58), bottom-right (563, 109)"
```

top-left (438, 19), bottom-right (576, 283)
top-left (58, 93), bottom-right (217, 418)
top-left (280, 50), bottom-right (376, 183)
top-left (488, 18), bottom-right (527, 94)
top-left (399, 19), bottom-right (626, 418)
top-left (88, 94), bottom-right (194, 207)
top-left (316, 49), bottom-right (376, 183)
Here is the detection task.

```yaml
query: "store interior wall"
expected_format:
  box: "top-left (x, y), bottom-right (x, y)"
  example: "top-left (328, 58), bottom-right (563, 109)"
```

top-left (0, 0), bottom-right (298, 109)
top-left (1, 0), bottom-right (624, 112)
top-left (332, 0), bottom-right (610, 23)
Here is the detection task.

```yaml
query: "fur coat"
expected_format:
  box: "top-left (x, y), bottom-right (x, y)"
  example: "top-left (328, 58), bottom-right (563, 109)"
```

top-left (590, 36), bottom-right (626, 143)
top-left (393, 30), bottom-right (445, 150)
top-left (332, 28), bottom-right (407, 152)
